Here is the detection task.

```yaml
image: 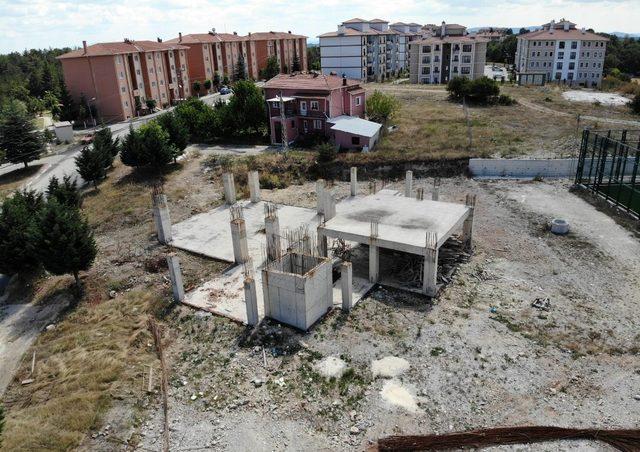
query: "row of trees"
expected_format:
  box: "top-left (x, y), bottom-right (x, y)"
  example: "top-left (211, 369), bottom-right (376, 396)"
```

top-left (603, 35), bottom-right (640, 76)
top-left (0, 99), bottom-right (44, 167)
top-left (0, 178), bottom-right (96, 288)
top-left (447, 76), bottom-right (515, 105)
top-left (75, 80), bottom-right (267, 186)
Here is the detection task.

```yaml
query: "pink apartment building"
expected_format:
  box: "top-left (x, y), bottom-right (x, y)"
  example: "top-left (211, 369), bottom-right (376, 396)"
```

top-left (264, 73), bottom-right (381, 150)
top-left (58, 40), bottom-right (191, 122)
top-left (167, 30), bottom-right (307, 90)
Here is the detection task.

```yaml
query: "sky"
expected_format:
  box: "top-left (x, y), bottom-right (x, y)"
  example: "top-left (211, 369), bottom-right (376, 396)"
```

top-left (1, 0), bottom-right (639, 53)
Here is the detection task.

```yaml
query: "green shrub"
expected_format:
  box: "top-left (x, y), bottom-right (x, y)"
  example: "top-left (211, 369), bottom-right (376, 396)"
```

top-left (469, 76), bottom-right (500, 104)
top-left (497, 94), bottom-right (517, 106)
top-left (259, 173), bottom-right (287, 189)
top-left (316, 143), bottom-right (337, 163)
top-left (446, 76), bottom-right (472, 100)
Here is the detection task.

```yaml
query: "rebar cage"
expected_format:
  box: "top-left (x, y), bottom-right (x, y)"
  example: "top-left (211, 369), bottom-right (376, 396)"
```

top-left (575, 129), bottom-right (640, 218)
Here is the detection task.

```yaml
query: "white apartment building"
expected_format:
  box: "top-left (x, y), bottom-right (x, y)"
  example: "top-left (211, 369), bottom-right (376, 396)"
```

top-left (515, 20), bottom-right (608, 87)
top-left (409, 22), bottom-right (488, 84)
top-left (319, 19), bottom-right (421, 81)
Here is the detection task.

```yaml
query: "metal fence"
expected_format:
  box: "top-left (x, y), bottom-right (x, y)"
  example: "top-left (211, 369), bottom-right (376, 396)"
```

top-left (575, 129), bottom-right (640, 218)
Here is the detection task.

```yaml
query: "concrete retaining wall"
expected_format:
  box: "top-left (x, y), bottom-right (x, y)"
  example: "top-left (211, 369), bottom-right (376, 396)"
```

top-left (469, 158), bottom-right (637, 179)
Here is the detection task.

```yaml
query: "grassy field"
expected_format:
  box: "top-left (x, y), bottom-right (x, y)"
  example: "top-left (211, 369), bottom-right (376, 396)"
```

top-left (367, 84), bottom-right (581, 159)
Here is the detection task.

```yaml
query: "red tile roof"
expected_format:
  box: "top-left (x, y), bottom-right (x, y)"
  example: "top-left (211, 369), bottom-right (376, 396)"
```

top-left (58, 40), bottom-right (189, 59)
top-left (342, 18), bottom-right (367, 24)
top-left (166, 31), bottom-right (305, 44)
top-left (519, 28), bottom-right (608, 41)
top-left (264, 73), bottom-right (360, 92)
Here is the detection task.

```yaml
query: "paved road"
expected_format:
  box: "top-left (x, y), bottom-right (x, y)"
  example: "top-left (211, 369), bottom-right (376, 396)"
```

top-left (1, 92), bottom-right (232, 193)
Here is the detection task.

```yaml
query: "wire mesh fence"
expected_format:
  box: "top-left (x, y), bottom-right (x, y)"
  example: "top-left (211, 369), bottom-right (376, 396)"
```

top-left (575, 129), bottom-right (640, 218)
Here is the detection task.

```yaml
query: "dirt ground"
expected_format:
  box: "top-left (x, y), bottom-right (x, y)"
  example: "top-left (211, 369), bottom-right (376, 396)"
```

top-left (79, 170), bottom-right (640, 451)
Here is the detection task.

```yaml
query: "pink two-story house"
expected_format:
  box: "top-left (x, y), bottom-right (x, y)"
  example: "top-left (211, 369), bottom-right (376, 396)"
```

top-left (263, 73), bottom-right (381, 150)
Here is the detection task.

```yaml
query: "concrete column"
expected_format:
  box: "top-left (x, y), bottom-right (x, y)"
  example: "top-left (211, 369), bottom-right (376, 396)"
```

top-left (369, 244), bottom-right (379, 283)
top-left (223, 172), bottom-right (236, 204)
top-left (317, 229), bottom-right (328, 257)
top-left (405, 171), bottom-right (413, 197)
top-left (153, 194), bottom-right (172, 244)
top-left (302, 234), bottom-right (312, 255)
top-left (350, 167), bottom-right (358, 196)
top-left (230, 218), bottom-right (249, 264)
top-left (316, 179), bottom-right (325, 215)
top-left (462, 194), bottom-right (477, 250)
top-left (244, 277), bottom-right (259, 326)
top-left (265, 213), bottom-right (281, 261)
top-left (422, 231), bottom-right (438, 297)
top-left (323, 190), bottom-right (336, 221)
top-left (432, 179), bottom-right (440, 201)
top-left (166, 254), bottom-right (185, 302)
top-left (248, 171), bottom-right (260, 203)
top-left (341, 261), bottom-right (353, 311)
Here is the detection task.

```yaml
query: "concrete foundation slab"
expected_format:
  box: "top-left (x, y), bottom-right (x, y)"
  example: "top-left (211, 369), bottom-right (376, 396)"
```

top-left (171, 201), bottom-right (322, 262)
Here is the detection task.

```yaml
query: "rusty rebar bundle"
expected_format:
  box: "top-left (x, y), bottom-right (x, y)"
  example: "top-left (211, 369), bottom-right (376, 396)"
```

top-left (375, 426), bottom-right (640, 452)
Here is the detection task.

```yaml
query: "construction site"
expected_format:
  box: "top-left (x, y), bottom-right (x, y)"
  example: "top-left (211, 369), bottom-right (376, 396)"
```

top-left (2, 126), bottom-right (639, 450)
top-left (86, 149), bottom-right (638, 450)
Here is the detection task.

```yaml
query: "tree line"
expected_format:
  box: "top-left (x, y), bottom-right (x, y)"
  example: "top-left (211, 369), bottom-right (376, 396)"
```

top-left (76, 80), bottom-right (268, 187)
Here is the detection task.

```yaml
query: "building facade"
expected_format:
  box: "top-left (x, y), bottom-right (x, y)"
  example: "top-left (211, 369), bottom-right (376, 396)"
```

top-left (263, 73), bottom-right (373, 149)
top-left (167, 30), bottom-right (307, 88)
top-left (58, 40), bottom-right (190, 122)
top-left (409, 23), bottom-right (488, 84)
top-left (515, 20), bottom-right (608, 87)
top-left (319, 19), bottom-right (421, 82)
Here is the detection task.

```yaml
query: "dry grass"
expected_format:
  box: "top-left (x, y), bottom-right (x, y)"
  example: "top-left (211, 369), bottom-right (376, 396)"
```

top-left (0, 164), bottom-right (44, 200)
top-left (367, 85), bottom-right (578, 159)
top-left (1, 290), bottom-right (161, 451)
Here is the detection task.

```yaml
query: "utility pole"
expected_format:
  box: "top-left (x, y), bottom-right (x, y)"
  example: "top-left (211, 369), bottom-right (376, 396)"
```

top-left (279, 90), bottom-right (288, 152)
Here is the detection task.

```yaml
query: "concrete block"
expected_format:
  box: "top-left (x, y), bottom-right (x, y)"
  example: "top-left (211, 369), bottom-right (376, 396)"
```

top-left (244, 277), bottom-right (259, 326)
top-left (405, 171), bottom-right (413, 197)
top-left (248, 171), bottom-right (260, 203)
top-left (166, 255), bottom-right (184, 302)
top-left (223, 172), bottom-right (236, 204)
top-left (323, 190), bottom-right (336, 221)
top-left (316, 179), bottom-right (326, 214)
top-left (265, 214), bottom-right (281, 261)
top-left (350, 167), bottom-right (358, 197)
top-left (153, 194), bottom-right (172, 244)
top-left (231, 219), bottom-right (249, 264)
top-left (341, 261), bottom-right (353, 311)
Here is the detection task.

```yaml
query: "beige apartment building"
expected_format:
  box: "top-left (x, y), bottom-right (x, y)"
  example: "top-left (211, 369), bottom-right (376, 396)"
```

top-left (58, 39), bottom-right (190, 122)
top-left (409, 22), bottom-right (488, 84)
top-left (515, 20), bottom-right (608, 87)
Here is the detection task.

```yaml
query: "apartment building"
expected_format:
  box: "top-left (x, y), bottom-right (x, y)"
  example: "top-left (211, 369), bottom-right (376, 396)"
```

top-left (167, 30), bottom-right (307, 86)
top-left (58, 39), bottom-right (190, 122)
top-left (263, 73), bottom-right (381, 150)
top-left (409, 22), bottom-right (488, 84)
top-left (319, 18), bottom-right (420, 82)
top-left (515, 20), bottom-right (608, 87)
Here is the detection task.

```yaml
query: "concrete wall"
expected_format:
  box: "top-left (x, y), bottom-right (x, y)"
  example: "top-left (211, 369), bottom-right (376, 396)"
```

top-left (262, 254), bottom-right (332, 330)
top-left (469, 158), bottom-right (638, 178)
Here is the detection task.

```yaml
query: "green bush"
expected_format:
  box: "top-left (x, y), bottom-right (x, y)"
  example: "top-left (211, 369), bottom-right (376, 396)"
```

top-left (259, 173), bottom-right (287, 189)
top-left (316, 143), bottom-right (336, 163)
top-left (446, 76), bottom-right (472, 100)
top-left (497, 94), bottom-right (517, 106)
top-left (447, 76), bottom-right (502, 105)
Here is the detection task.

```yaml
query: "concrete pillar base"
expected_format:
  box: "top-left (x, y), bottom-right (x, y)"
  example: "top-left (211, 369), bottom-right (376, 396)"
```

top-left (166, 255), bottom-right (185, 302)
top-left (369, 244), bottom-right (379, 283)
top-left (231, 219), bottom-right (249, 264)
top-left (316, 179), bottom-right (326, 215)
top-left (405, 170), bottom-right (413, 197)
top-left (350, 167), bottom-right (358, 197)
top-left (248, 171), bottom-right (260, 203)
top-left (153, 194), bottom-right (172, 244)
top-left (244, 277), bottom-right (259, 326)
top-left (265, 214), bottom-right (281, 262)
top-left (223, 172), bottom-right (236, 205)
top-left (341, 261), bottom-right (353, 311)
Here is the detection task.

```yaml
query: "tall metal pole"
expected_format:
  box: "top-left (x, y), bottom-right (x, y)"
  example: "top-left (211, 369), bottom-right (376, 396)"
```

top-left (279, 90), bottom-right (288, 152)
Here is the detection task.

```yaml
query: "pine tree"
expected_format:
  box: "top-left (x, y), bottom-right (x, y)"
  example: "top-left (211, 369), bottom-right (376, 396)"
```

top-left (156, 113), bottom-right (188, 161)
top-left (0, 190), bottom-right (44, 275)
top-left (75, 146), bottom-right (105, 188)
top-left (47, 175), bottom-right (81, 208)
top-left (120, 125), bottom-right (143, 167)
top-left (0, 100), bottom-right (43, 167)
top-left (58, 82), bottom-right (78, 121)
top-left (92, 127), bottom-right (119, 168)
top-left (234, 54), bottom-right (247, 81)
top-left (213, 72), bottom-right (221, 90)
top-left (261, 56), bottom-right (280, 80)
top-left (37, 200), bottom-right (97, 288)
top-left (139, 122), bottom-right (176, 171)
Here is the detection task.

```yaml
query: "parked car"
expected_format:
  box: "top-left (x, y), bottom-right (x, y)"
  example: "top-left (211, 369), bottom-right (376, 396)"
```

top-left (80, 133), bottom-right (94, 145)
top-left (219, 86), bottom-right (232, 95)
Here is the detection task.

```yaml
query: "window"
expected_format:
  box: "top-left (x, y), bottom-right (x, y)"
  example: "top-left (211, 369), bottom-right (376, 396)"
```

top-left (434, 44), bottom-right (440, 51)
top-left (421, 45), bottom-right (431, 53)
top-left (434, 56), bottom-right (440, 62)
top-left (138, 83), bottom-right (143, 89)
top-left (313, 119), bottom-right (322, 130)
top-left (422, 56), bottom-right (430, 64)
top-left (303, 121), bottom-right (308, 133)
top-left (453, 55), bottom-right (459, 62)
top-left (569, 62), bottom-right (575, 70)
top-left (571, 41), bottom-right (577, 49)
top-left (462, 44), bottom-right (472, 52)
top-left (161, 93), bottom-right (166, 98)
top-left (119, 71), bottom-right (124, 79)
top-left (461, 67), bottom-right (470, 74)
top-left (310, 101), bottom-right (319, 110)
top-left (136, 69), bottom-right (141, 75)
top-left (570, 52), bottom-right (576, 60)
top-left (355, 96), bottom-right (361, 106)
top-left (121, 86), bottom-right (126, 93)
top-left (150, 68), bottom-right (154, 73)
top-left (148, 55), bottom-right (152, 60)
top-left (556, 62), bottom-right (563, 69)
top-left (559, 41), bottom-right (565, 49)
top-left (134, 55), bottom-right (139, 61)
top-left (152, 81), bottom-right (156, 87)
top-left (160, 80), bottom-right (164, 85)
top-left (558, 52), bottom-right (564, 59)
top-left (422, 66), bottom-right (430, 74)
top-left (462, 55), bottom-right (471, 64)
top-left (351, 136), bottom-right (360, 145)
top-left (124, 101), bottom-right (129, 107)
